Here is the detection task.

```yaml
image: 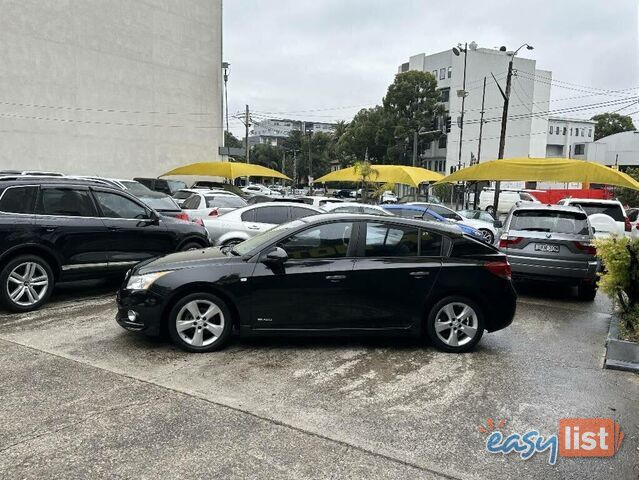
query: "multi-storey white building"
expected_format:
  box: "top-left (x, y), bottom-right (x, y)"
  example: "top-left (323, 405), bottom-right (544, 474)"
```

top-left (546, 117), bottom-right (596, 158)
top-left (249, 118), bottom-right (336, 147)
top-left (398, 44), bottom-right (552, 174)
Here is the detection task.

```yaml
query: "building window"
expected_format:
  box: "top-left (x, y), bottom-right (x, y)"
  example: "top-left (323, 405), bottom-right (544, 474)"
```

top-left (574, 128), bottom-right (579, 136)
top-left (588, 129), bottom-right (592, 137)
top-left (574, 144), bottom-right (585, 155)
top-left (425, 141), bottom-right (431, 150)
top-left (555, 126), bottom-right (560, 135)
top-left (439, 88), bottom-right (450, 103)
top-left (432, 70), bottom-right (438, 79)
top-left (447, 66), bottom-right (452, 78)
top-left (440, 68), bottom-right (446, 80)
top-left (438, 135), bottom-right (447, 149)
top-left (581, 129), bottom-right (585, 137)
top-left (549, 125), bottom-right (553, 134)
top-left (563, 127), bottom-right (567, 135)
top-left (570, 128), bottom-right (573, 136)
top-left (401, 62), bottom-right (409, 73)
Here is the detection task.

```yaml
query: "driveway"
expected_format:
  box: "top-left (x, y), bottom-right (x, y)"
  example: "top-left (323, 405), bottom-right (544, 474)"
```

top-left (0, 282), bottom-right (637, 479)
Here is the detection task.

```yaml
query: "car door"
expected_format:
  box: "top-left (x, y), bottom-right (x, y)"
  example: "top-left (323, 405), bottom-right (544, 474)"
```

top-left (249, 221), bottom-right (358, 330)
top-left (91, 188), bottom-right (176, 268)
top-left (34, 185), bottom-right (111, 277)
top-left (349, 221), bottom-right (443, 329)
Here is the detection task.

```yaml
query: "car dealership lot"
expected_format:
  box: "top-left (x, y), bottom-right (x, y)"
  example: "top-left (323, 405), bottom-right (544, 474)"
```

top-left (1, 283), bottom-right (638, 480)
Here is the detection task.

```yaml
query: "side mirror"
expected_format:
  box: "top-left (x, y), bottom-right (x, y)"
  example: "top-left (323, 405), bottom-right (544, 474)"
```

top-left (148, 210), bottom-right (160, 225)
top-left (263, 247), bottom-right (288, 265)
top-left (591, 227), bottom-right (596, 234)
top-left (493, 220), bottom-right (503, 229)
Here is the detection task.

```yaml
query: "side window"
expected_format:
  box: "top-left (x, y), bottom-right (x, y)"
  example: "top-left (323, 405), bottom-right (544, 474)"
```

top-left (93, 191), bottom-right (147, 219)
top-left (420, 230), bottom-right (443, 256)
top-left (38, 188), bottom-right (97, 217)
top-left (254, 206), bottom-right (289, 224)
top-left (365, 223), bottom-right (419, 257)
top-left (429, 205), bottom-right (460, 220)
top-left (241, 208), bottom-right (256, 222)
top-left (0, 186), bottom-right (37, 214)
top-left (291, 206), bottom-right (319, 220)
top-left (279, 222), bottom-right (353, 260)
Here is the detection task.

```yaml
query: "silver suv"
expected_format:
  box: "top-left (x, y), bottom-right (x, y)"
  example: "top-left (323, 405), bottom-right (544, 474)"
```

top-left (499, 204), bottom-right (599, 300)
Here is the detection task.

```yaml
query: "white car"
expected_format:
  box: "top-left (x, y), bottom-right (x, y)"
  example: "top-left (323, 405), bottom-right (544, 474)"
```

top-left (180, 191), bottom-right (247, 220)
top-left (242, 184), bottom-right (283, 197)
top-left (479, 189), bottom-right (540, 214)
top-left (380, 191), bottom-right (398, 204)
top-left (407, 202), bottom-right (499, 244)
top-left (173, 188), bottom-right (230, 207)
top-left (299, 196), bottom-right (345, 208)
top-left (557, 198), bottom-right (630, 237)
top-left (202, 202), bottom-right (322, 247)
top-left (321, 202), bottom-right (393, 216)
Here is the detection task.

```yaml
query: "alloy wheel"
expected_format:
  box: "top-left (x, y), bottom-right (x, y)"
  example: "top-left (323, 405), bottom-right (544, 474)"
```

top-left (433, 302), bottom-right (479, 348)
top-left (175, 299), bottom-right (225, 347)
top-left (480, 229), bottom-right (494, 244)
top-left (6, 262), bottom-right (49, 307)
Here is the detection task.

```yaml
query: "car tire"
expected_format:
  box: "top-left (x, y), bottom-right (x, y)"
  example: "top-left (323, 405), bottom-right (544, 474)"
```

top-left (0, 255), bottom-right (54, 313)
top-left (425, 296), bottom-right (485, 353)
top-left (577, 283), bottom-right (597, 301)
top-left (180, 242), bottom-right (204, 252)
top-left (168, 292), bottom-right (233, 352)
top-left (479, 229), bottom-right (495, 244)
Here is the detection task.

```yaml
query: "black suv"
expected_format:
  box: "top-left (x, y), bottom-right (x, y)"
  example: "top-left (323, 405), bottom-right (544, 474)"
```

top-left (0, 177), bottom-right (210, 312)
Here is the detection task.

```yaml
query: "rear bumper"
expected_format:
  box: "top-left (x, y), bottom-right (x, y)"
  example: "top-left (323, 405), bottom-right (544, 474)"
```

top-left (509, 255), bottom-right (598, 284)
top-left (483, 281), bottom-right (517, 333)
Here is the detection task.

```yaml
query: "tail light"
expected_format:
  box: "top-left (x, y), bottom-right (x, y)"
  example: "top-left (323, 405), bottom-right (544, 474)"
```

top-left (498, 235), bottom-right (523, 248)
top-left (484, 260), bottom-right (512, 279)
top-left (208, 208), bottom-right (219, 217)
top-left (573, 241), bottom-right (596, 255)
top-left (175, 212), bottom-right (190, 222)
top-left (625, 216), bottom-right (632, 232)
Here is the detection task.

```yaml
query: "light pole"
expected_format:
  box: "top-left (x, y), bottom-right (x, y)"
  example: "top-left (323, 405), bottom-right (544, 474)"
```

top-left (453, 43), bottom-right (469, 209)
top-left (492, 43), bottom-right (534, 215)
top-left (222, 62), bottom-right (230, 144)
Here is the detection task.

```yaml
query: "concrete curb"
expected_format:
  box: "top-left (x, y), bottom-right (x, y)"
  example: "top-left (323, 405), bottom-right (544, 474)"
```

top-left (605, 314), bottom-right (639, 373)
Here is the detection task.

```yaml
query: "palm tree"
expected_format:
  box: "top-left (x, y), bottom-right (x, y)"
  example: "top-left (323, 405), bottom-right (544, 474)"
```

top-left (353, 160), bottom-right (379, 203)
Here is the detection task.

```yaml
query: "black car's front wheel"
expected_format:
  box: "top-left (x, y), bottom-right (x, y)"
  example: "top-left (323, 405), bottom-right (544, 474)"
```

top-left (426, 296), bottom-right (485, 353)
top-left (168, 293), bottom-right (232, 352)
top-left (0, 255), bottom-right (54, 313)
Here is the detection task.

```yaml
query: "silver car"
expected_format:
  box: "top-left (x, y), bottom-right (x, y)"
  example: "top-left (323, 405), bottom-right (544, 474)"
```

top-left (202, 202), bottom-right (322, 247)
top-left (499, 204), bottom-right (599, 300)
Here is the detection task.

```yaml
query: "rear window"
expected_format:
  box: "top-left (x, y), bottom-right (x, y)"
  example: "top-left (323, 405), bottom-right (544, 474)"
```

top-left (205, 196), bottom-right (246, 208)
top-left (510, 210), bottom-right (590, 235)
top-left (569, 202), bottom-right (624, 222)
top-left (0, 186), bottom-right (37, 214)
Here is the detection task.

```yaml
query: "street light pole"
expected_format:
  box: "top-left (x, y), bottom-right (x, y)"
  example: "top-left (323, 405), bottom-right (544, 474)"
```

top-left (222, 62), bottom-right (230, 144)
top-left (492, 43), bottom-right (533, 215)
top-left (453, 43), bottom-right (469, 209)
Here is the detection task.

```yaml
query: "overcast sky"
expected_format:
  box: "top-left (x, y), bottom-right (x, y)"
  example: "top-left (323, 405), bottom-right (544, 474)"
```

top-left (224, 0), bottom-right (638, 137)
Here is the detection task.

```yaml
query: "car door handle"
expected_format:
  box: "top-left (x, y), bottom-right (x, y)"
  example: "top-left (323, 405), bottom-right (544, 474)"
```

top-left (108, 226), bottom-right (122, 231)
top-left (326, 275), bottom-right (346, 282)
top-left (247, 225), bottom-right (261, 230)
top-left (44, 227), bottom-right (57, 233)
top-left (409, 271), bottom-right (430, 278)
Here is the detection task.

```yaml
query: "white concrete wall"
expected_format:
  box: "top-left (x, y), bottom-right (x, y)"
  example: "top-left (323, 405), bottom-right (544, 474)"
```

top-left (0, 0), bottom-right (224, 178)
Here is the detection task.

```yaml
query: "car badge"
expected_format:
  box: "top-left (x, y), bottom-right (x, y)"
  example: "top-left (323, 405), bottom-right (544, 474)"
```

top-left (545, 233), bottom-right (552, 239)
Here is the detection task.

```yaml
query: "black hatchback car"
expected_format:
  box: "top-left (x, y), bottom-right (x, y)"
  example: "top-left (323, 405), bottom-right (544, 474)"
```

top-left (117, 215), bottom-right (516, 353)
top-left (0, 177), bottom-right (210, 312)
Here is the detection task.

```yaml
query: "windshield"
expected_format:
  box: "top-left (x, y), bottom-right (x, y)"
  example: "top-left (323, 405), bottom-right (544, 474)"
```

top-left (232, 220), bottom-right (307, 256)
top-left (205, 195), bottom-right (247, 208)
top-left (510, 210), bottom-right (590, 235)
top-left (140, 196), bottom-right (180, 211)
top-left (570, 202), bottom-right (624, 221)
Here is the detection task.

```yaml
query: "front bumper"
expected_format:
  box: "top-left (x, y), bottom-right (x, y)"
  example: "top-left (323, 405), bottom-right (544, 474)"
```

top-left (116, 287), bottom-right (166, 337)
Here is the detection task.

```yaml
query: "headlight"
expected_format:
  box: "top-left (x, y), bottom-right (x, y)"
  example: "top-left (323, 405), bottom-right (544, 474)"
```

top-left (126, 271), bottom-right (170, 290)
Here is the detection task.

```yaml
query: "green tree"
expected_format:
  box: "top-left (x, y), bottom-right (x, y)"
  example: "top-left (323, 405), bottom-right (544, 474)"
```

top-left (615, 167), bottom-right (639, 206)
top-left (591, 112), bottom-right (636, 141)
top-left (353, 160), bottom-right (379, 203)
top-left (250, 143), bottom-right (283, 172)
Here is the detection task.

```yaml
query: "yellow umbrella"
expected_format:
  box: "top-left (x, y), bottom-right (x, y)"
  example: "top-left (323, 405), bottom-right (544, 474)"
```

top-left (315, 165), bottom-right (444, 188)
top-left (436, 157), bottom-right (639, 190)
top-left (160, 161), bottom-right (291, 181)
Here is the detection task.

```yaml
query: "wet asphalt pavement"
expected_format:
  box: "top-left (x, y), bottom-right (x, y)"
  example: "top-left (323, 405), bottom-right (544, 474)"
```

top-left (0, 280), bottom-right (638, 479)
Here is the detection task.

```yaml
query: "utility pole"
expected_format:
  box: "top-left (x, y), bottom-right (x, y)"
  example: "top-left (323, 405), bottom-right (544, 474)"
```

top-left (244, 104), bottom-right (250, 164)
top-left (222, 62), bottom-right (230, 144)
top-left (307, 128), bottom-right (313, 194)
top-left (474, 77), bottom-right (487, 209)
top-left (293, 150), bottom-right (298, 191)
top-left (492, 43), bottom-right (533, 215)
top-left (412, 131), bottom-right (419, 200)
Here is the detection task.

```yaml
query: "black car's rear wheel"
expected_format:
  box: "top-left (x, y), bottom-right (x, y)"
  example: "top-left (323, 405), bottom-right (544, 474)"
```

top-left (577, 282), bottom-right (597, 301)
top-left (0, 255), bottom-right (54, 312)
top-left (426, 296), bottom-right (484, 353)
top-left (168, 293), bottom-right (232, 352)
